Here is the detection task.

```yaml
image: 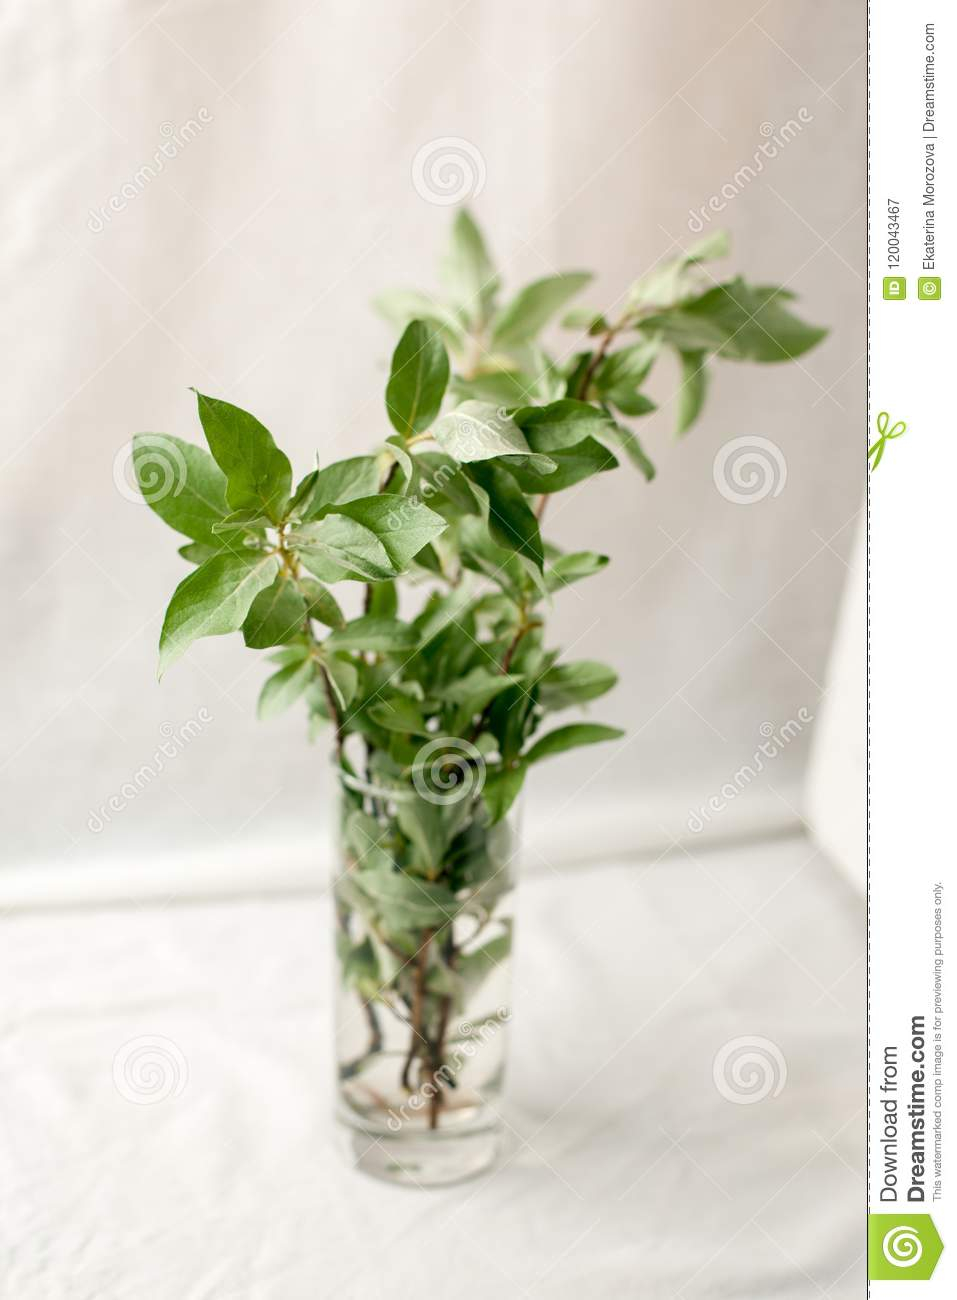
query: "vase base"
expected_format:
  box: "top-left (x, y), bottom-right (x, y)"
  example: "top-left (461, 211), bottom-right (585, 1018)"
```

top-left (339, 1122), bottom-right (501, 1188)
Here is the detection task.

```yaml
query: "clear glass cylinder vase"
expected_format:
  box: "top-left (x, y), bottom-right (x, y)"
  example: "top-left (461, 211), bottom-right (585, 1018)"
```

top-left (332, 761), bottom-right (517, 1187)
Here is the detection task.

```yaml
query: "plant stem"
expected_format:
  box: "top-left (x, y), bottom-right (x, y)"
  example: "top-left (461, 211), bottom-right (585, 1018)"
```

top-left (428, 932), bottom-right (457, 1129)
top-left (467, 616), bottom-right (532, 744)
top-left (401, 927), bottom-right (434, 1091)
top-left (336, 902), bottom-right (384, 1079)
top-left (577, 326), bottom-right (616, 400)
top-left (318, 665), bottom-right (345, 763)
top-left (501, 620), bottom-right (532, 674)
top-left (275, 524), bottom-right (348, 759)
top-left (536, 310), bottom-right (636, 523)
top-left (364, 456), bottom-right (402, 613)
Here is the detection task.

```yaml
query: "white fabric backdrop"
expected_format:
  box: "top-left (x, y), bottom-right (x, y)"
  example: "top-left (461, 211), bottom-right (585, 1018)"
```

top-left (0, 836), bottom-right (864, 1297)
top-left (1, 0), bottom-right (865, 885)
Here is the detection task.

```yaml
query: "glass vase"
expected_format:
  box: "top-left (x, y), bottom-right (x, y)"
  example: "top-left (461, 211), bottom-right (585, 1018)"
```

top-left (332, 758), bottom-right (517, 1187)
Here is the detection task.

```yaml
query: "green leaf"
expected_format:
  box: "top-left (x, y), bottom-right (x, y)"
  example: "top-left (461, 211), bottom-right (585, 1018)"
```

top-left (158, 551), bottom-right (280, 676)
top-left (211, 507), bottom-right (272, 534)
top-left (396, 797), bottom-right (447, 874)
top-left (502, 345), bottom-right (566, 401)
top-left (296, 456), bottom-right (381, 521)
top-left (487, 684), bottom-right (534, 763)
top-left (591, 420), bottom-right (655, 482)
top-left (499, 438), bottom-right (616, 493)
top-left (355, 862), bottom-right (460, 928)
top-left (450, 370), bottom-right (536, 407)
top-left (414, 452), bottom-right (481, 516)
top-left (498, 451), bottom-right (558, 475)
top-left (332, 494), bottom-right (448, 570)
top-left (524, 722), bottom-right (624, 764)
top-left (538, 660), bottom-right (617, 710)
top-left (433, 400), bottom-right (531, 462)
top-left (257, 658), bottom-right (314, 720)
top-left (323, 655), bottom-right (359, 711)
top-left (343, 809), bottom-right (393, 869)
top-left (513, 399), bottom-right (614, 452)
top-left (481, 765), bottom-right (525, 823)
top-left (288, 467), bottom-right (319, 517)
top-left (368, 694), bottom-right (428, 734)
top-left (267, 643), bottom-right (310, 667)
top-left (385, 320), bottom-right (450, 438)
top-left (626, 235), bottom-right (729, 313)
top-left (685, 229), bottom-right (732, 263)
top-left (132, 433), bottom-right (233, 546)
top-left (327, 615), bottom-right (419, 654)
top-left (242, 575), bottom-right (308, 648)
top-left (439, 209), bottom-right (499, 324)
top-left (604, 389), bottom-right (657, 418)
top-left (457, 518), bottom-right (528, 597)
top-left (465, 461), bottom-right (544, 570)
top-left (443, 667), bottom-right (524, 717)
top-left (299, 577), bottom-right (346, 629)
top-left (635, 312), bottom-right (728, 353)
top-left (373, 289), bottom-right (466, 350)
top-left (645, 279), bottom-right (827, 362)
top-left (411, 582), bottom-right (479, 646)
top-left (491, 272), bottom-right (592, 349)
top-left (381, 435), bottom-right (413, 484)
top-left (544, 550), bottom-right (609, 592)
top-left (177, 541), bottom-right (219, 565)
top-left (327, 660), bottom-right (361, 712)
top-left (364, 580), bottom-right (398, 619)
top-left (595, 339), bottom-right (659, 396)
top-left (675, 349), bottom-right (709, 435)
top-left (337, 935), bottom-right (380, 995)
top-left (458, 923), bottom-right (513, 992)
top-left (561, 306), bottom-right (609, 333)
top-left (193, 392), bottom-right (292, 524)
top-left (292, 515), bottom-right (397, 582)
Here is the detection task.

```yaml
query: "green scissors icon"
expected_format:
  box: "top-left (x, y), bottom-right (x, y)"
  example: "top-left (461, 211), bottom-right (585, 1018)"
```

top-left (869, 412), bottom-right (906, 470)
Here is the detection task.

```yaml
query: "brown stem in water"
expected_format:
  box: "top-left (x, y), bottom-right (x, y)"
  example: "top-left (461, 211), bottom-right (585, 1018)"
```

top-left (336, 902), bottom-right (383, 1078)
top-left (428, 961), bottom-right (456, 1129)
top-left (400, 928), bottom-right (434, 1091)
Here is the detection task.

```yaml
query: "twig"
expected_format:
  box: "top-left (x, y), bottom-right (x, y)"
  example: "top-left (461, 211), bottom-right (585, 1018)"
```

top-left (400, 928), bottom-right (433, 1090)
top-left (428, 933), bottom-right (457, 1128)
top-left (318, 663), bottom-right (345, 763)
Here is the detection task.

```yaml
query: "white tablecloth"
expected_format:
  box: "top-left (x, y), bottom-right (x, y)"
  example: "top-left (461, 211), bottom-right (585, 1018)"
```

top-left (1, 835), bottom-right (863, 1298)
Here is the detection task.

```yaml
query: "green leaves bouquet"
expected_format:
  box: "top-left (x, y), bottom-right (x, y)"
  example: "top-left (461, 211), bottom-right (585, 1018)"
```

top-left (134, 212), bottom-right (824, 1182)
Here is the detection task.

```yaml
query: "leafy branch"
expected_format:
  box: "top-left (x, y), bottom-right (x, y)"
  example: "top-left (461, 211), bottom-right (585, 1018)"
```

top-left (134, 210), bottom-right (825, 1124)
